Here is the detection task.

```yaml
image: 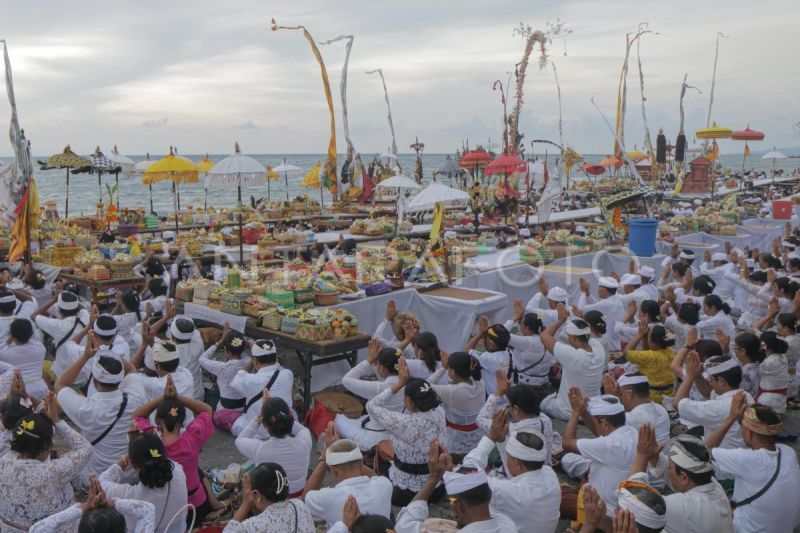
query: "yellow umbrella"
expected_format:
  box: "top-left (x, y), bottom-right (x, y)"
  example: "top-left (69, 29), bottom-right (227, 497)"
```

top-left (196, 154), bottom-right (215, 211)
top-left (695, 122), bottom-right (732, 139)
top-left (627, 150), bottom-right (647, 161)
top-left (143, 147), bottom-right (199, 233)
top-left (265, 165), bottom-right (280, 200)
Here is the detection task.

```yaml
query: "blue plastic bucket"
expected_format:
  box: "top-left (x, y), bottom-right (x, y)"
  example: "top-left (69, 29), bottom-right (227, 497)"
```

top-left (627, 218), bottom-right (659, 257)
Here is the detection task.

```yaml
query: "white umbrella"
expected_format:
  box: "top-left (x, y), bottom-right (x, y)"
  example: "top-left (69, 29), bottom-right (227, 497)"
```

top-left (208, 143), bottom-right (267, 262)
top-left (273, 160), bottom-right (301, 202)
top-left (134, 154), bottom-right (156, 213)
top-left (763, 148), bottom-right (788, 181)
top-left (380, 152), bottom-right (398, 160)
top-left (376, 174), bottom-right (420, 191)
top-left (106, 145), bottom-right (135, 210)
top-left (406, 181), bottom-right (470, 212)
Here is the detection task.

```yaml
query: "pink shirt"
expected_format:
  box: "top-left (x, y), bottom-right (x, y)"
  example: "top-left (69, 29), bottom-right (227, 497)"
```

top-left (163, 412), bottom-right (215, 508)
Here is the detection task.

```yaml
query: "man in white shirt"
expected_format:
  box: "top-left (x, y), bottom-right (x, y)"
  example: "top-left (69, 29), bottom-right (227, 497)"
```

top-left (700, 252), bottom-right (737, 301)
top-left (463, 422), bottom-right (560, 533)
top-left (524, 278), bottom-right (569, 327)
top-left (133, 340), bottom-right (194, 400)
top-left (55, 332), bottom-right (146, 489)
top-left (706, 399), bottom-right (800, 533)
top-left (675, 354), bottom-right (752, 449)
top-left (630, 424), bottom-right (733, 533)
top-left (539, 307), bottom-right (606, 420)
top-left (304, 438), bottom-right (393, 529)
top-left (168, 315), bottom-right (206, 400)
top-left (638, 266), bottom-right (659, 301)
top-left (61, 314), bottom-right (132, 388)
top-left (574, 276), bottom-right (624, 350)
top-left (618, 273), bottom-right (650, 309)
top-left (561, 391), bottom-right (638, 516)
top-left (32, 291), bottom-right (89, 377)
top-left (229, 339), bottom-right (294, 437)
top-left (606, 372), bottom-right (670, 445)
top-left (0, 288), bottom-right (36, 345)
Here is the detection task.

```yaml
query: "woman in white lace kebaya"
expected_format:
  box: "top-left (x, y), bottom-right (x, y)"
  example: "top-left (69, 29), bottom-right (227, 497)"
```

top-left (223, 462), bottom-right (315, 533)
top-left (366, 359), bottom-right (446, 507)
top-left (0, 392), bottom-right (92, 532)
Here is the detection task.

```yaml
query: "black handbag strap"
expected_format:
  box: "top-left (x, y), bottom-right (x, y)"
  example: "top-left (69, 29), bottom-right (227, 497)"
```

top-left (91, 393), bottom-right (128, 446)
top-left (245, 370), bottom-right (280, 412)
top-left (731, 448), bottom-right (782, 509)
top-left (54, 317), bottom-right (85, 351)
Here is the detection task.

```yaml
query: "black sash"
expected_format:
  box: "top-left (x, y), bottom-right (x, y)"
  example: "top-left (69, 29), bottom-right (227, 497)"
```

top-left (393, 457), bottom-right (430, 475)
top-left (55, 317), bottom-right (85, 351)
top-left (219, 397), bottom-right (246, 409)
top-left (731, 448), bottom-right (782, 509)
top-left (244, 370), bottom-right (280, 412)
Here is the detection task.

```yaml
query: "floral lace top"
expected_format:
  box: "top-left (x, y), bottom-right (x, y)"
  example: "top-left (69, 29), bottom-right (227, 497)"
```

top-left (29, 499), bottom-right (155, 533)
top-left (366, 388), bottom-right (445, 491)
top-left (222, 499), bottom-right (315, 533)
top-left (0, 420), bottom-right (92, 532)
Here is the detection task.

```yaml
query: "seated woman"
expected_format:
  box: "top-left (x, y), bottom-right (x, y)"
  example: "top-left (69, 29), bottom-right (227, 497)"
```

top-left (99, 432), bottom-right (188, 533)
top-left (223, 463), bottom-right (315, 533)
top-left (132, 375), bottom-right (221, 526)
top-left (619, 321), bottom-right (677, 403)
top-left (427, 351), bottom-right (485, 460)
top-left (21, 265), bottom-right (51, 307)
top-left (336, 341), bottom-right (403, 452)
top-left (199, 324), bottom-right (248, 432)
top-left (0, 392), bottom-right (93, 531)
top-left (373, 300), bottom-right (419, 359)
top-left (615, 300), bottom-right (662, 348)
top-left (504, 299), bottom-right (554, 388)
top-left (111, 290), bottom-right (143, 353)
top-left (140, 278), bottom-right (169, 315)
top-left (366, 359), bottom-right (446, 507)
top-left (235, 392), bottom-right (312, 498)
top-left (405, 331), bottom-right (447, 384)
top-left (0, 318), bottom-right (48, 399)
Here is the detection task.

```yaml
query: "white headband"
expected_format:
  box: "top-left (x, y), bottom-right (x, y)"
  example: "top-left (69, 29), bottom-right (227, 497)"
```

top-left (151, 342), bottom-right (180, 363)
top-left (505, 430), bottom-right (547, 462)
top-left (325, 443), bottom-right (363, 466)
top-left (638, 266), bottom-right (655, 278)
top-left (564, 322), bottom-right (590, 336)
top-left (169, 317), bottom-right (194, 341)
top-left (91, 357), bottom-right (123, 385)
top-left (0, 294), bottom-right (15, 304)
top-left (252, 341), bottom-right (277, 357)
top-left (546, 287), bottom-right (568, 302)
top-left (93, 316), bottom-right (117, 337)
top-left (620, 274), bottom-right (641, 286)
top-left (705, 358), bottom-right (739, 376)
top-left (782, 241), bottom-right (796, 249)
top-left (618, 374), bottom-right (649, 387)
top-left (679, 251), bottom-right (695, 260)
top-left (58, 293), bottom-right (79, 311)
top-left (443, 470), bottom-right (489, 496)
top-left (588, 395), bottom-right (625, 416)
top-left (616, 486), bottom-right (667, 530)
top-left (668, 436), bottom-right (713, 473)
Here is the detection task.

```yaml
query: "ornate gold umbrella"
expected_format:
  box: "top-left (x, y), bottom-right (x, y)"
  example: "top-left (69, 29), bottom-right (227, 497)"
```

top-left (45, 145), bottom-right (91, 218)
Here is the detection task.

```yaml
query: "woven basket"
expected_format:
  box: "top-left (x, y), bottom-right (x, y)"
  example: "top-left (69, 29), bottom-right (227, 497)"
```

top-left (175, 284), bottom-right (194, 302)
top-left (266, 290), bottom-right (295, 309)
top-left (224, 235), bottom-right (240, 246)
top-left (261, 311), bottom-right (283, 331)
top-left (293, 289), bottom-right (314, 304)
top-left (281, 315), bottom-right (300, 334)
top-left (220, 290), bottom-right (252, 316)
top-left (296, 321), bottom-right (333, 341)
top-left (314, 291), bottom-right (340, 306)
top-left (108, 260), bottom-right (135, 280)
top-left (87, 265), bottom-right (110, 281)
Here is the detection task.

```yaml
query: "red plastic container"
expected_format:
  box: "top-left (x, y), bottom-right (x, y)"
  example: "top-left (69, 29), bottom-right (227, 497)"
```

top-left (772, 200), bottom-right (793, 220)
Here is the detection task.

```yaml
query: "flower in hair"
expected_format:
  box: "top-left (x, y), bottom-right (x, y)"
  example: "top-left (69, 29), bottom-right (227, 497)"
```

top-left (149, 448), bottom-right (162, 458)
top-left (169, 407), bottom-right (179, 417)
top-left (418, 382), bottom-right (432, 393)
top-left (21, 420), bottom-right (34, 431)
top-left (230, 337), bottom-right (243, 348)
top-left (36, 273), bottom-right (44, 281)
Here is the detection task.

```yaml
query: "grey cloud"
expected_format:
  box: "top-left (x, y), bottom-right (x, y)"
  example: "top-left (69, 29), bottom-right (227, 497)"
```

top-left (141, 118), bottom-right (168, 128)
top-left (234, 120), bottom-right (259, 130)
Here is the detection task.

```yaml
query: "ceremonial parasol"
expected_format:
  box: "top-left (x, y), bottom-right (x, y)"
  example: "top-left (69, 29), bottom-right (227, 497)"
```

top-left (143, 147), bottom-right (200, 233)
top-left (731, 126), bottom-right (765, 175)
top-left (406, 181), bottom-right (469, 212)
top-left (380, 152), bottom-right (398, 160)
top-left (376, 174), bottom-right (420, 236)
top-left (695, 122), bottom-right (732, 139)
top-left (459, 149), bottom-right (493, 181)
top-left (88, 147), bottom-right (120, 199)
top-left (207, 143), bottom-right (266, 263)
top-left (762, 148), bottom-right (787, 182)
top-left (172, 150), bottom-right (197, 212)
top-left (196, 154), bottom-right (215, 211)
top-left (436, 155), bottom-right (461, 186)
top-left (265, 165), bottom-right (279, 200)
top-left (273, 160), bottom-right (300, 202)
top-left (485, 152), bottom-right (526, 176)
top-left (44, 145), bottom-right (90, 219)
top-left (627, 151), bottom-right (648, 162)
top-left (598, 155), bottom-right (622, 168)
top-left (133, 153), bottom-right (156, 213)
top-left (107, 145), bottom-right (135, 209)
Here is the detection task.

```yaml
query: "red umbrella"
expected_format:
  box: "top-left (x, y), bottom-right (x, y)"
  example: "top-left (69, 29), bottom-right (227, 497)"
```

top-left (459, 149), bottom-right (493, 167)
top-left (731, 127), bottom-right (765, 141)
top-left (582, 163), bottom-right (606, 176)
top-left (484, 152), bottom-right (525, 175)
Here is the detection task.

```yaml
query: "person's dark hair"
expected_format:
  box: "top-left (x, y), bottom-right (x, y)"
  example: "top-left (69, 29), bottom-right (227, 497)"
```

top-left (95, 356), bottom-right (123, 387)
top-left (506, 385), bottom-right (541, 416)
top-left (760, 330), bottom-right (789, 354)
top-left (129, 433), bottom-right (173, 489)
top-left (649, 325), bottom-right (675, 349)
top-left (680, 249), bottom-right (695, 265)
top-left (144, 258), bottom-right (166, 277)
top-left (777, 313), bottom-right (799, 333)
top-left (10, 413), bottom-right (53, 458)
top-left (155, 398), bottom-right (186, 432)
top-left (775, 277), bottom-right (799, 300)
top-left (583, 311), bottom-right (607, 335)
top-left (58, 292), bottom-right (81, 317)
top-left (351, 514), bottom-right (395, 533)
top-left (147, 278), bottom-right (167, 297)
top-left (693, 275), bottom-right (716, 296)
top-left (620, 372), bottom-right (650, 397)
top-left (26, 269), bottom-right (46, 290)
top-left (377, 347), bottom-right (400, 375)
top-left (522, 312), bottom-right (545, 335)
top-left (749, 271), bottom-right (768, 284)
top-left (448, 352), bottom-right (482, 381)
top-left (261, 397), bottom-right (294, 438)
top-left (342, 238), bottom-right (357, 255)
top-left (761, 253), bottom-right (783, 270)
top-left (789, 257), bottom-right (800, 271)
top-left (171, 317), bottom-right (194, 344)
top-left (0, 289), bottom-right (14, 315)
top-left (569, 319), bottom-right (591, 343)
top-left (250, 462), bottom-right (290, 503)
top-left (95, 314), bottom-right (117, 343)
top-left (513, 431), bottom-right (545, 471)
top-left (155, 357), bottom-right (179, 373)
top-left (704, 294), bottom-right (731, 315)
top-left (672, 437), bottom-right (713, 486)
top-left (404, 378), bottom-right (441, 412)
top-left (121, 290), bottom-right (142, 321)
top-left (694, 339), bottom-right (723, 361)
top-left (640, 300), bottom-right (661, 323)
top-left (750, 403), bottom-right (782, 441)
top-left (415, 332), bottom-right (440, 373)
top-left (735, 333), bottom-right (766, 363)
top-left (454, 481), bottom-right (492, 506)
top-left (677, 302), bottom-right (701, 325)
top-left (602, 285), bottom-right (618, 295)
top-left (9, 318), bottom-right (33, 343)
top-left (484, 323), bottom-right (510, 351)
top-left (224, 332), bottom-right (247, 356)
top-left (78, 507), bottom-right (127, 533)
top-left (0, 395), bottom-right (33, 430)
top-left (705, 356), bottom-right (742, 388)
top-left (671, 261), bottom-right (688, 277)
top-left (147, 311), bottom-right (166, 334)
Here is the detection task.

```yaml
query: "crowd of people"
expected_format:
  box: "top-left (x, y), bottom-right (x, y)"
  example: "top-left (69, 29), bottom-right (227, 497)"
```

top-left (0, 223), bottom-right (800, 532)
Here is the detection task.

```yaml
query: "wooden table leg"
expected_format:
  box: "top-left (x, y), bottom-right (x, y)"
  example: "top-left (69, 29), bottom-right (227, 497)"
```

top-left (296, 349), bottom-right (313, 417)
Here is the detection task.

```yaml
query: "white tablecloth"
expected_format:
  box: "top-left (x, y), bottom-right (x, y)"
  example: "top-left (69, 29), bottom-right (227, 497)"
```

top-left (182, 302), bottom-right (250, 333)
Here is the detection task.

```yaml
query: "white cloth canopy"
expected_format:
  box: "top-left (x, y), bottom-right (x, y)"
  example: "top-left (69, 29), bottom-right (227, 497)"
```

top-left (406, 181), bottom-right (470, 212)
top-left (376, 174), bottom-right (420, 190)
top-left (762, 149), bottom-right (787, 160)
top-left (133, 157), bottom-right (154, 174)
top-left (380, 152), bottom-right (398, 160)
top-left (206, 149), bottom-right (267, 189)
top-left (273, 162), bottom-right (300, 172)
top-left (107, 147), bottom-right (135, 176)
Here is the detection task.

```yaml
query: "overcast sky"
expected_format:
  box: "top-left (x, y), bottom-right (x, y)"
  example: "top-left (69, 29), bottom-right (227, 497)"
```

top-left (1, 0), bottom-right (797, 157)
